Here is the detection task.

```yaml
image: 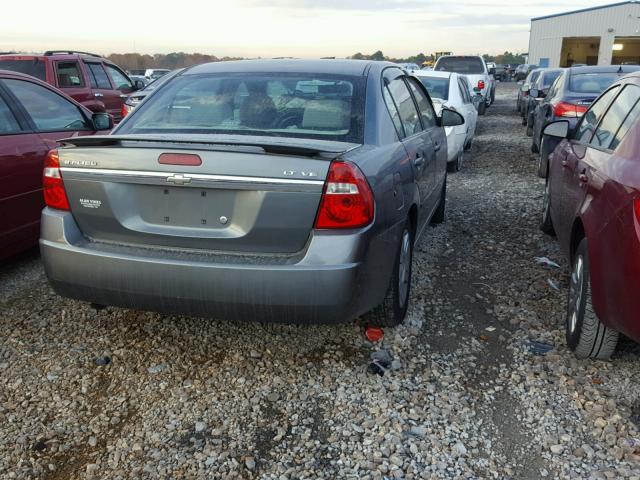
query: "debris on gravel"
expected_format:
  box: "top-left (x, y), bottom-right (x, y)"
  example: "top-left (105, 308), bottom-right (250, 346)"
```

top-left (1, 83), bottom-right (640, 479)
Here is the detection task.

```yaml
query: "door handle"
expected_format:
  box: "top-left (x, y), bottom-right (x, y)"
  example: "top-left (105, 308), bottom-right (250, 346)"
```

top-left (414, 155), bottom-right (425, 168)
top-left (579, 174), bottom-right (588, 183)
top-left (94, 92), bottom-right (104, 97)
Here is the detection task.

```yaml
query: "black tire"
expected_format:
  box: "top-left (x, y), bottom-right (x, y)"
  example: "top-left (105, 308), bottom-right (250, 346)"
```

top-left (531, 138), bottom-right (539, 153)
top-left (566, 238), bottom-right (619, 359)
top-left (516, 101), bottom-right (521, 113)
top-left (431, 176), bottom-right (447, 225)
top-left (464, 137), bottom-right (472, 151)
top-left (490, 88), bottom-right (495, 104)
top-left (526, 122), bottom-right (534, 137)
top-left (540, 176), bottom-right (555, 235)
top-left (363, 220), bottom-right (413, 327)
top-left (447, 150), bottom-right (463, 173)
top-left (478, 101), bottom-right (486, 116)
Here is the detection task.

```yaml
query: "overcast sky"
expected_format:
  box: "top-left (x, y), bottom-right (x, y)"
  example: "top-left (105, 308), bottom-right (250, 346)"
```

top-left (0, 1), bottom-right (626, 57)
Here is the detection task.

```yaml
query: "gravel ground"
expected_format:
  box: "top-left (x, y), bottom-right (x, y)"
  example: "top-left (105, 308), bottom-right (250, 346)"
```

top-left (2, 82), bottom-right (640, 479)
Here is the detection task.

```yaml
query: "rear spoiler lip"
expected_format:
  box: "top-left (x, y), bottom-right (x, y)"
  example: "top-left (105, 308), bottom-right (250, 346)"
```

top-left (59, 134), bottom-right (362, 158)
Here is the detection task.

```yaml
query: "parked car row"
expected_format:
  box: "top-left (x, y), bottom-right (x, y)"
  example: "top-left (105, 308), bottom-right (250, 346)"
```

top-left (523, 64), bottom-right (640, 359)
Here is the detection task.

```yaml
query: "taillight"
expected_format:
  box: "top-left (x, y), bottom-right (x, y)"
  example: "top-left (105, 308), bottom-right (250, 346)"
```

top-left (634, 199), bottom-right (640, 225)
top-left (43, 149), bottom-right (69, 211)
top-left (477, 80), bottom-right (485, 90)
top-left (314, 160), bottom-right (374, 229)
top-left (552, 101), bottom-right (588, 118)
top-left (121, 103), bottom-right (129, 118)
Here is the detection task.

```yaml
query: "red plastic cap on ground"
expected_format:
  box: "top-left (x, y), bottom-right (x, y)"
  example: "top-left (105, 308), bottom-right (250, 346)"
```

top-left (365, 327), bottom-right (384, 342)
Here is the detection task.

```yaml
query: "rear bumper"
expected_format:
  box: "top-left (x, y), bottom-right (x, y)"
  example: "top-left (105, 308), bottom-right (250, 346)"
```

top-left (40, 208), bottom-right (395, 324)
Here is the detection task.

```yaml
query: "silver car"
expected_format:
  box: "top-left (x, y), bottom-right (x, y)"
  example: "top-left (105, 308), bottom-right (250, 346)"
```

top-left (40, 60), bottom-right (463, 326)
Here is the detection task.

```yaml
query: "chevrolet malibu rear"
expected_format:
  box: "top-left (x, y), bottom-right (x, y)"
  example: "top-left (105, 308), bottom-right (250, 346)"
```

top-left (40, 60), bottom-right (445, 325)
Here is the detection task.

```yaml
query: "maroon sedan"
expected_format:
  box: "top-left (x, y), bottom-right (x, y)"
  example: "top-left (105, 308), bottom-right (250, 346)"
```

top-left (0, 70), bottom-right (112, 259)
top-left (540, 71), bottom-right (640, 359)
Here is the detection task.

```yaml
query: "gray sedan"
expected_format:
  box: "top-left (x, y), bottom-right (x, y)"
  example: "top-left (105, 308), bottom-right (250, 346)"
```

top-left (40, 60), bottom-right (463, 326)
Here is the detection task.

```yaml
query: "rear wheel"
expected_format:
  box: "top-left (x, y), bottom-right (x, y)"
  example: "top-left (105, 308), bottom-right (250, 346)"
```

top-left (531, 137), bottom-right (539, 153)
top-left (478, 101), bottom-right (487, 116)
top-left (363, 220), bottom-right (413, 327)
top-left (447, 150), bottom-right (463, 173)
top-left (540, 176), bottom-right (555, 235)
top-left (566, 239), bottom-right (619, 359)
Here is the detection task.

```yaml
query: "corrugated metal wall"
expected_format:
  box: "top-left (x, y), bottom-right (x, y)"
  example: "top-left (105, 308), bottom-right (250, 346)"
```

top-left (528, 3), bottom-right (640, 67)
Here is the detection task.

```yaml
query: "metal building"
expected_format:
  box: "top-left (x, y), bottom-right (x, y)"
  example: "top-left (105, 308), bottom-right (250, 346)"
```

top-left (528, 1), bottom-right (640, 68)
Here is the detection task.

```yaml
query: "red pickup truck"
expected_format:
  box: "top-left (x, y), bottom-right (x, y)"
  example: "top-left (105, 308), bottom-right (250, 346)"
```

top-left (0, 51), bottom-right (144, 123)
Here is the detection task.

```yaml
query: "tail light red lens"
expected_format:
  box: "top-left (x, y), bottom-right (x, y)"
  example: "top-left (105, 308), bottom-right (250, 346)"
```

top-left (552, 101), bottom-right (588, 118)
top-left (43, 149), bottom-right (69, 211)
top-left (477, 80), bottom-right (485, 90)
top-left (634, 199), bottom-right (640, 225)
top-left (121, 103), bottom-right (130, 118)
top-left (314, 160), bottom-right (374, 229)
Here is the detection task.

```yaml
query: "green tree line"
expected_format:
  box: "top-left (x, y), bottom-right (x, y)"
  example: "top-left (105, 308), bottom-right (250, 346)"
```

top-left (350, 50), bottom-right (527, 65)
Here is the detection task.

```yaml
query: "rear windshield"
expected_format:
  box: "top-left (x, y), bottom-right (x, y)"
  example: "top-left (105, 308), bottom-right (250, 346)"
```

top-left (117, 73), bottom-right (365, 143)
top-left (0, 59), bottom-right (46, 80)
top-left (569, 73), bottom-right (621, 94)
top-left (415, 76), bottom-right (449, 100)
top-left (529, 71), bottom-right (541, 84)
top-left (435, 57), bottom-right (485, 74)
top-left (542, 71), bottom-right (562, 88)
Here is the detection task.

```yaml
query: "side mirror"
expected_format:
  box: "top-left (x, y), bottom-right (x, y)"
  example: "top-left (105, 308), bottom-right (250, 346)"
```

top-left (543, 120), bottom-right (569, 138)
top-left (489, 68), bottom-right (496, 75)
top-left (530, 88), bottom-right (541, 98)
top-left (521, 84), bottom-right (530, 92)
top-left (134, 80), bottom-right (145, 90)
top-left (92, 112), bottom-right (114, 131)
top-left (440, 108), bottom-right (465, 127)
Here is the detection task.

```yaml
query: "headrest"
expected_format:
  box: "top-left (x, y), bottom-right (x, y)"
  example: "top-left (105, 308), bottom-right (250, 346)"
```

top-left (302, 100), bottom-right (350, 130)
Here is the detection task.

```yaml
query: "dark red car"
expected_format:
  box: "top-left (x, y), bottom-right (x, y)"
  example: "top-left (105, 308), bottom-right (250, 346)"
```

top-left (0, 70), bottom-right (112, 259)
top-left (540, 71), bottom-right (640, 359)
top-left (0, 51), bottom-right (143, 122)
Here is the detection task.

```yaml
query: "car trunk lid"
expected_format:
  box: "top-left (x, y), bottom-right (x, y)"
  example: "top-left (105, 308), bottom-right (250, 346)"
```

top-left (57, 134), bottom-right (360, 254)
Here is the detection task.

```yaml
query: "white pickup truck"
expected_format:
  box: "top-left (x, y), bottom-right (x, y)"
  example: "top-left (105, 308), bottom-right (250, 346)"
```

top-left (433, 55), bottom-right (495, 115)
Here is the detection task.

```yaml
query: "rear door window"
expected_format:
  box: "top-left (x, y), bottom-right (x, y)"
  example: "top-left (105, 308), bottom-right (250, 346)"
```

top-left (55, 61), bottom-right (84, 87)
top-left (387, 77), bottom-right (422, 136)
top-left (3, 79), bottom-right (91, 132)
top-left (383, 86), bottom-right (404, 138)
top-left (591, 84), bottom-right (640, 149)
top-left (0, 94), bottom-right (21, 134)
top-left (575, 86), bottom-right (620, 143)
top-left (458, 78), bottom-right (471, 103)
top-left (406, 77), bottom-right (436, 128)
top-left (85, 62), bottom-right (112, 89)
top-left (105, 64), bottom-right (133, 90)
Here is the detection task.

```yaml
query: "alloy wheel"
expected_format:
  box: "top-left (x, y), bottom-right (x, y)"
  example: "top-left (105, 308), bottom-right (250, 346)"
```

top-left (568, 255), bottom-right (584, 335)
top-left (398, 230), bottom-right (411, 308)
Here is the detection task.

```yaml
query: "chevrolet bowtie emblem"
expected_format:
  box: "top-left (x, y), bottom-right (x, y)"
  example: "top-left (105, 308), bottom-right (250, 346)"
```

top-left (166, 174), bottom-right (191, 185)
